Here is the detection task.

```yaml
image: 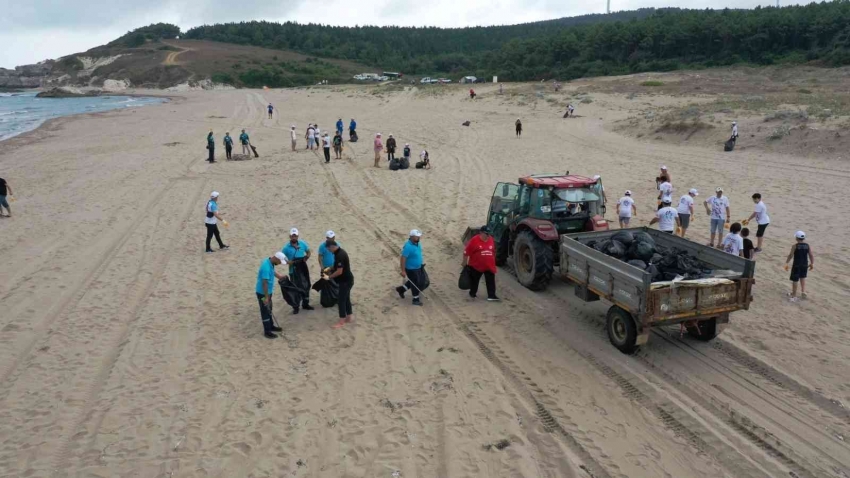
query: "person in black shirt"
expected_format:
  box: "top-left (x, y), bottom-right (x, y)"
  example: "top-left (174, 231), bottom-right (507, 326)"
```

top-left (741, 227), bottom-right (754, 260)
top-left (785, 231), bottom-right (814, 301)
top-left (0, 177), bottom-right (12, 217)
top-left (326, 240), bottom-right (354, 328)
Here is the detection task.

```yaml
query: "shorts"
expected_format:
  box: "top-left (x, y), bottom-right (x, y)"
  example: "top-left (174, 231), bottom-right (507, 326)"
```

top-left (710, 218), bottom-right (725, 235)
top-left (291, 139), bottom-right (296, 148)
top-left (678, 214), bottom-right (690, 229)
top-left (619, 216), bottom-right (631, 225)
top-left (333, 145), bottom-right (341, 153)
top-left (790, 266), bottom-right (808, 282)
top-left (756, 223), bottom-right (769, 238)
top-left (308, 137), bottom-right (316, 148)
top-left (0, 196), bottom-right (8, 208)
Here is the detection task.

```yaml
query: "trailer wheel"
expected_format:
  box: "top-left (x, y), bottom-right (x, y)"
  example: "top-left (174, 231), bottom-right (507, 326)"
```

top-left (513, 230), bottom-right (554, 291)
top-left (686, 318), bottom-right (718, 341)
top-left (607, 306), bottom-right (638, 354)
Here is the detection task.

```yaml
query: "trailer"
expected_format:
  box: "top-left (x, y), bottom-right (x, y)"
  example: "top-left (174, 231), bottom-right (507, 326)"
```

top-left (560, 227), bottom-right (755, 353)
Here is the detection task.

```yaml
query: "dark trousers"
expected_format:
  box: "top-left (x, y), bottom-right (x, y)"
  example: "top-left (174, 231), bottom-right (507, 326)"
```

top-left (388, 151), bottom-right (395, 161)
top-left (337, 279), bottom-right (353, 318)
top-left (324, 147), bottom-right (331, 163)
top-left (404, 268), bottom-right (424, 298)
top-left (208, 147), bottom-right (215, 162)
top-left (468, 268), bottom-right (496, 299)
top-left (225, 145), bottom-right (232, 159)
top-left (257, 293), bottom-right (273, 333)
top-left (205, 223), bottom-right (224, 250)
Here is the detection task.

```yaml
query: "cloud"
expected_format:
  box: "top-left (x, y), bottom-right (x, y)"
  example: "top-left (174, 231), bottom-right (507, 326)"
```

top-left (0, 0), bottom-right (807, 68)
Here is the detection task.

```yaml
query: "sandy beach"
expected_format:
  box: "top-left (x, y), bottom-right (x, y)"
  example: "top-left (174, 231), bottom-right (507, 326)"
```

top-left (0, 83), bottom-right (848, 477)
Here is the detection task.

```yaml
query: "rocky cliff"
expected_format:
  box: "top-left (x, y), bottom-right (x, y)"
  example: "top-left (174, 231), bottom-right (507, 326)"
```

top-left (0, 62), bottom-right (53, 88)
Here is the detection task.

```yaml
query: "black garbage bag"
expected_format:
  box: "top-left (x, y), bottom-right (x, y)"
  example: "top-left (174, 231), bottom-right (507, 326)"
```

top-left (633, 231), bottom-right (655, 248)
top-left (585, 240), bottom-right (598, 250)
top-left (611, 230), bottom-right (635, 246)
top-left (604, 240), bottom-right (627, 258)
top-left (724, 139), bottom-right (735, 152)
top-left (415, 161), bottom-right (426, 169)
top-left (627, 260), bottom-right (647, 270)
top-left (646, 264), bottom-right (660, 281)
top-left (407, 266), bottom-right (430, 294)
top-left (312, 277), bottom-right (339, 308)
top-left (278, 277), bottom-right (305, 308)
top-left (399, 157), bottom-right (410, 170)
top-left (291, 261), bottom-right (312, 293)
top-left (650, 253), bottom-right (663, 264)
top-left (458, 266), bottom-right (472, 290)
top-left (629, 241), bottom-right (655, 262)
top-left (389, 158), bottom-right (401, 171)
top-left (594, 239), bottom-right (611, 252)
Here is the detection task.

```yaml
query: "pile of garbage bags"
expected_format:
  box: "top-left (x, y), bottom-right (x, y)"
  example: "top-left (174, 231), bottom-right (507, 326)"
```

top-left (585, 230), bottom-right (713, 282)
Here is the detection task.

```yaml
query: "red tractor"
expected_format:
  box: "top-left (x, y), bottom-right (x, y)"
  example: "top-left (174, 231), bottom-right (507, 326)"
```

top-left (464, 174), bottom-right (609, 291)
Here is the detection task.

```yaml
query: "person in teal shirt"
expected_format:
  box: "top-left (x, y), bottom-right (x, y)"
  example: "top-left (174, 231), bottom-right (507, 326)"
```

top-left (396, 229), bottom-right (426, 306)
top-left (256, 252), bottom-right (287, 339)
top-left (317, 230), bottom-right (341, 270)
top-left (239, 129), bottom-right (250, 155)
top-left (223, 132), bottom-right (233, 160)
top-left (282, 227), bottom-right (314, 312)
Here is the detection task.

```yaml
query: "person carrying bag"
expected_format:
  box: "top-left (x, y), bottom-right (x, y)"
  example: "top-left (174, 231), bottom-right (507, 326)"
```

top-left (462, 226), bottom-right (500, 301)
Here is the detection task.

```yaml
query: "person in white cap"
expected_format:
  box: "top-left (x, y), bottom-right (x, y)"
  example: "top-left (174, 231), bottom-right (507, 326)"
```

top-left (282, 228), bottom-right (314, 313)
top-left (785, 231), bottom-right (813, 301)
top-left (704, 187), bottom-right (730, 248)
top-left (256, 252), bottom-right (288, 339)
top-left (650, 198), bottom-right (680, 233)
top-left (317, 230), bottom-right (341, 272)
top-left (617, 190), bottom-right (636, 229)
top-left (204, 191), bottom-right (229, 253)
top-left (290, 125), bottom-right (297, 152)
top-left (657, 177), bottom-right (673, 211)
top-left (731, 121), bottom-right (739, 142)
top-left (656, 165), bottom-right (670, 190)
top-left (677, 188), bottom-right (698, 237)
top-left (373, 133), bottom-right (384, 168)
top-left (396, 229), bottom-right (427, 306)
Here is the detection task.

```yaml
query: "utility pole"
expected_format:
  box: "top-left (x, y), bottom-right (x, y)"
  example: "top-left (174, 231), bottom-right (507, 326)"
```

top-left (607, 0), bottom-right (611, 14)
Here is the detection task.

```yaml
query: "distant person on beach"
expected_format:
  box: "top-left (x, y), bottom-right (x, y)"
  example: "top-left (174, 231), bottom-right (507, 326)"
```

top-left (204, 191), bottom-right (229, 253)
top-left (650, 198), bottom-right (679, 234)
top-left (325, 240), bottom-right (354, 328)
top-left (721, 222), bottom-right (744, 257)
top-left (617, 190), bottom-right (636, 229)
top-left (731, 121), bottom-right (739, 142)
top-left (336, 118), bottom-right (344, 135)
top-left (306, 124), bottom-right (316, 150)
top-left (386, 134), bottom-right (397, 162)
top-left (463, 226), bottom-right (500, 301)
top-left (785, 231), bottom-right (813, 302)
top-left (403, 143), bottom-right (411, 164)
top-left (290, 125), bottom-right (297, 151)
top-left (656, 165), bottom-right (670, 190)
top-left (469, 88), bottom-right (476, 99)
top-left (256, 251), bottom-right (288, 339)
top-left (0, 177), bottom-right (12, 217)
top-left (677, 188), bottom-right (698, 237)
top-left (333, 131), bottom-right (343, 159)
top-left (206, 131), bottom-right (215, 163)
top-left (374, 133), bottom-right (384, 168)
top-left (267, 103), bottom-right (274, 119)
top-left (223, 132), bottom-right (233, 160)
top-left (417, 150), bottom-right (431, 169)
top-left (322, 133), bottom-right (331, 163)
top-left (657, 179), bottom-right (673, 210)
top-left (499, 84), bottom-right (503, 95)
top-left (349, 118), bottom-right (357, 140)
top-left (745, 193), bottom-right (770, 253)
top-left (314, 124), bottom-right (321, 145)
top-left (239, 129), bottom-right (250, 156)
top-left (396, 229), bottom-right (426, 306)
top-left (515, 119), bottom-right (522, 137)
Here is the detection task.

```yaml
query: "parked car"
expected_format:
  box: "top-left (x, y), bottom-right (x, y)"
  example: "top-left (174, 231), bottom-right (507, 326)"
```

top-left (420, 77), bottom-right (433, 84)
top-left (437, 78), bottom-right (452, 83)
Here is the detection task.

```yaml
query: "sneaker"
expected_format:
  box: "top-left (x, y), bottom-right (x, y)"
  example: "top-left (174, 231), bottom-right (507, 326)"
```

top-left (220, 244), bottom-right (230, 250)
top-left (487, 296), bottom-right (501, 302)
top-left (264, 331), bottom-right (278, 339)
top-left (801, 292), bottom-right (808, 300)
top-left (270, 325), bottom-right (283, 332)
top-left (395, 286), bottom-right (407, 299)
top-left (292, 307), bottom-right (300, 315)
top-left (412, 298), bottom-right (423, 306)
top-left (302, 304), bottom-right (315, 311)
top-left (205, 249), bottom-right (214, 254)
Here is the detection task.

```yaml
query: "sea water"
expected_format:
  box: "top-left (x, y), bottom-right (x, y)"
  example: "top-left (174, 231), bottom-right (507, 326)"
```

top-left (0, 91), bottom-right (167, 141)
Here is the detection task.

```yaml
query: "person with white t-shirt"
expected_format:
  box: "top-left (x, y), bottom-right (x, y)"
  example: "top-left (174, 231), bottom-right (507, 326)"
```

top-left (617, 190), bottom-right (636, 229)
top-left (657, 180), bottom-right (673, 210)
top-left (745, 193), bottom-right (770, 253)
top-left (650, 198), bottom-right (679, 233)
top-left (704, 187), bottom-right (731, 248)
top-left (204, 191), bottom-right (229, 253)
top-left (721, 222), bottom-right (744, 257)
top-left (676, 188), bottom-right (698, 237)
top-left (290, 125), bottom-right (297, 151)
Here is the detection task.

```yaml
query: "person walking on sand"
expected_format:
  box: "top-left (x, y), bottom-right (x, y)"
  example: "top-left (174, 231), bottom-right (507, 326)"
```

top-left (515, 118), bottom-right (522, 137)
top-left (705, 187), bottom-right (731, 248)
top-left (333, 131), bottom-right (343, 159)
top-left (223, 132), bottom-right (234, 160)
top-left (617, 190), bottom-right (636, 229)
top-left (418, 150), bottom-right (431, 169)
top-left (306, 124), bottom-right (316, 151)
top-left (386, 134), bottom-right (397, 162)
top-left (0, 177), bottom-right (13, 217)
top-left (731, 121), bottom-right (739, 142)
top-left (204, 191), bottom-right (229, 253)
top-left (336, 118), bottom-right (344, 136)
top-left (322, 133), bottom-right (331, 163)
top-left (206, 131), bottom-right (215, 163)
top-left (290, 125), bottom-right (297, 151)
top-left (650, 198), bottom-right (679, 234)
top-left (469, 88), bottom-right (476, 100)
top-left (745, 193), bottom-right (770, 253)
top-left (239, 129), bottom-right (250, 156)
top-left (256, 252), bottom-right (288, 339)
top-left (349, 118), bottom-right (357, 140)
top-left (677, 188), bottom-right (698, 237)
top-left (374, 133), bottom-right (384, 168)
top-left (656, 165), bottom-right (670, 190)
top-left (325, 240), bottom-right (354, 328)
top-left (657, 178), bottom-right (673, 211)
top-left (463, 226), bottom-right (500, 301)
top-left (267, 103), bottom-right (274, 119)
top-left (785, 231), bottom-right (813, 302)
top-left (396, 229), bottom-right (426, 306)
top-left (314, 124), bottom-right (321, 146)
top-left (720, 222), bottom-right (744, 257)
top-left (282, 228), bottom-right (314, 313)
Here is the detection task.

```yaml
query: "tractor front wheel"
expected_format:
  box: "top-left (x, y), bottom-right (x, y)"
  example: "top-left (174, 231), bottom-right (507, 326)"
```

top-left (513, 230), bottom-right (554, 291)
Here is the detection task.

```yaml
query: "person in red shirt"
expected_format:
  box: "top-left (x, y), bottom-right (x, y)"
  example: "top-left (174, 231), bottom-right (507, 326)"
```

top-left (463, 226), bottom-right (500, 301)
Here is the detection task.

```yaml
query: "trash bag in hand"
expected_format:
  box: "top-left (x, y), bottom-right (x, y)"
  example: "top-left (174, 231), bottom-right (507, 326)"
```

top-left (458, 266), bottom-right (472, 290)
top-left (279, 277), bottom-right (304, 308)
top-left (312, 277), bottom-right (339, 308)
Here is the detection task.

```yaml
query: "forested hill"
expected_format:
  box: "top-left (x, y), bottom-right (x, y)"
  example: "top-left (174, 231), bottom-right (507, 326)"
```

top-left (184, 2), bottom-right (850, 81)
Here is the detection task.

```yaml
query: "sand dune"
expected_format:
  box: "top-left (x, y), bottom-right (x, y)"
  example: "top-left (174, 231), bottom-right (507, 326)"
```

top-left (0, 83), bottom-right (847, 477)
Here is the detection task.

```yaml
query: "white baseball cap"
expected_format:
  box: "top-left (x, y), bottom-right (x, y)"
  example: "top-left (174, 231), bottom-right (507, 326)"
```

top-left (274, 252), bottom-right (288, 264)
top-left (715, 187), bottom-right (723, 192)
top-left (795, 231), bottom-right (806, 239)
top-left (593, 175), bottom-right (601, 180)
top-left (210, 191), bottom-right (220, 198)
top-left (410, 229), bottom-right (423, 237)
top-left (662, 198), bottom-right (672, 204)
top-left (625, 190), bottom-right (632, 196)
top-left (660, 165), bottom-right (668, 170)
top-left (290, 228), bottom-right (299, 236)
top-left (732, 121), bottom-right (737, 125)
top-left (326, 230), bottom-right (335, 238)
top-left (689, 188), bottom-right (699, 196)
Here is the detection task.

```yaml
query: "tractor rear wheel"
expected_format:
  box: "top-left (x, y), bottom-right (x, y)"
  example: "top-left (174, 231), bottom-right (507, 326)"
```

top-left (513, 230), bottom-right (554, 291)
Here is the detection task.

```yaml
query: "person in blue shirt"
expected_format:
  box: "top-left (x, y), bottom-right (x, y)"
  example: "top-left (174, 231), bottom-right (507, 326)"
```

top-left (267, 103), bottom-right (274, 119)
top-left (256, 252), bottom-right (288, 339)
top-left (204, 191), bottom-right (229, 253)
top-left (239, 129), bottom-right (250, 156)
top-left (317, 230), bottom-right (341, 271)
top-left (223, 132), bottom-right (233, 160)
top-left (282, 227), bottom-right (314, 313)
top-left (349, 118), bottom-right (357, 140)
top-left (396, 229), bottom-right (427, 306)
top-left (336, 118), bottom-right (344, 135)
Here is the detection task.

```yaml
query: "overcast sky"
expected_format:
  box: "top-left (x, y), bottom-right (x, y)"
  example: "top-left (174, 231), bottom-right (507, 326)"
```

top-left (1, 0), bottom-right (805, 69)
